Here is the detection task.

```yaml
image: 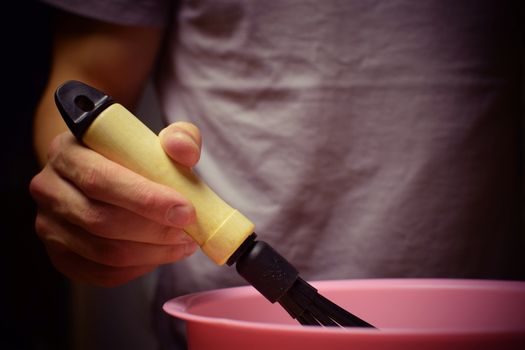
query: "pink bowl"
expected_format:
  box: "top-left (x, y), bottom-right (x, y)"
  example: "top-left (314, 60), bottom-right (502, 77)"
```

top-left (163, 279), bottom-right (525, 350)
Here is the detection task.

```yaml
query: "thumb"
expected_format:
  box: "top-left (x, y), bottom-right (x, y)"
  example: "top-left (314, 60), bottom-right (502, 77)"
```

top-left (159, 122), bottom-right (202, 168)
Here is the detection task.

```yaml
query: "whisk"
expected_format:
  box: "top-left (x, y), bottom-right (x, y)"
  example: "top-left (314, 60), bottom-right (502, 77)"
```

top-left (230, 236), bottom-right (374, 327)
top-left (55, 80), bottom-right (375, 328)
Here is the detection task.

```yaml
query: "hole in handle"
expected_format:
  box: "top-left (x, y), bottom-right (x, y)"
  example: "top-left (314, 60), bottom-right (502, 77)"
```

top-left (74, 95), bottom-right (95, 112)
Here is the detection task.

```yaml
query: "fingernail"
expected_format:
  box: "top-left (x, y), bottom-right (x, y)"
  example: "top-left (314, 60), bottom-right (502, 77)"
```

top-left (172, 131), bottom-right (199, 148)
top-left (166, 205), bottom-right (194, 227)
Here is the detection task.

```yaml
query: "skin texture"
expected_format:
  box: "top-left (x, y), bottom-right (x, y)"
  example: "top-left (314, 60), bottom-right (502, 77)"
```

top-left (30, 11), bottom-right (202, 287)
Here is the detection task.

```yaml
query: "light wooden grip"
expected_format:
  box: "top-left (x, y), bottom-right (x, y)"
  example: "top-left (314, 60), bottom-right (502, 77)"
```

top-left (83, 103), bottom-right (255, 265)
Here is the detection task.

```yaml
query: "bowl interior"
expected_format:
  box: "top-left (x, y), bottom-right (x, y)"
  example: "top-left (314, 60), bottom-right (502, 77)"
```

top-left (164, 279), bottom-right (525, 332)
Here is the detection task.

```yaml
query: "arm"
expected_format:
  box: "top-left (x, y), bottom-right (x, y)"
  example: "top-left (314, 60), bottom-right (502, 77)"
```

top-left (30, 11), bottom-right (202, 286)
top-left (34, 11), bottom-right (163, 164)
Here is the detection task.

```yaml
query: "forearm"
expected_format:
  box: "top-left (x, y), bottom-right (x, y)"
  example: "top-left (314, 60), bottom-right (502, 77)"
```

top-left (33, 10), bottom-right (164, 166)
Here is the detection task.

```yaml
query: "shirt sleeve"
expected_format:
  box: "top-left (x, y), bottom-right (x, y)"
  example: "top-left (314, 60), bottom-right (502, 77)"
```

top-left (41, 0), bottom-right (173, 27)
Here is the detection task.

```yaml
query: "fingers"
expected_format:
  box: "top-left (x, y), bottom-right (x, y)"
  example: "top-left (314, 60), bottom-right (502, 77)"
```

top-left (159, 121), bottom-right (202, 168)
top-left (36, 214), bottom-right (198, 268)
top-left (31, 165), bottom-right (194, 245)
top-left (30, 130), bottom-right (202, 287)
top-left (44, 241), bottom-right (160, 287)
top-left (36, 211), bottom-right (197, 287)
top-left (43, 133), bottom-right (196, 228)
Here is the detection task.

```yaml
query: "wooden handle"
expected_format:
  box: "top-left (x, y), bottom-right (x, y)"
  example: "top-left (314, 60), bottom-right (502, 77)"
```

top-left (83, 103), bottom-right (255, 265)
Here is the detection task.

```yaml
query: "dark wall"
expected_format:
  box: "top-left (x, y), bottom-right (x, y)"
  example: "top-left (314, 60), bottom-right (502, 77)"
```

top-left (1, 2), bottom-right (71, 349)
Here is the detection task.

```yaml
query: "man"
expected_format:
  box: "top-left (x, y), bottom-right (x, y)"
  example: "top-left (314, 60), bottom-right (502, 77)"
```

top-left (30, 1), bottom-right (524, 348)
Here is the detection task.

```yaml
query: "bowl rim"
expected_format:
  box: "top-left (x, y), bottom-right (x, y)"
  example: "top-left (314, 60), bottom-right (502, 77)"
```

top-left (162, 278), bottom-right (525, 336)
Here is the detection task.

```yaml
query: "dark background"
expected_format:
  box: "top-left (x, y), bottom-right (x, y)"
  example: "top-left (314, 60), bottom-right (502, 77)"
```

top-left (1, 1), bottom-right (71, 349)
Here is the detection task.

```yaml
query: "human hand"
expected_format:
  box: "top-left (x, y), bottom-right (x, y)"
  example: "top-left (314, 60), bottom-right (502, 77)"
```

top-left (30, 121), bottom-right (202, 287)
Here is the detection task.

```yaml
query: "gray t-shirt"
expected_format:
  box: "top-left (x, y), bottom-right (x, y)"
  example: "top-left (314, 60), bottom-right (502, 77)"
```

top-left (43, 0), bottom-right (524, 348)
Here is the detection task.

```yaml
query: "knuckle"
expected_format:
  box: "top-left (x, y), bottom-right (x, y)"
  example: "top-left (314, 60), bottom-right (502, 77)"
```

top-left (48, 133), bottom-right (76, 164)
top-left (77, 165), bottom-right (104, 195)
top-left (29, 171), bottom-right (63, 214)
top-left (79, 205), bottom-right (108, 232)
top-left (47, 135), bottom-right (62, 160)
top-left (29, 173), bottom-right (44, 199)
top-left (34, 215), bottom-right (52, 239)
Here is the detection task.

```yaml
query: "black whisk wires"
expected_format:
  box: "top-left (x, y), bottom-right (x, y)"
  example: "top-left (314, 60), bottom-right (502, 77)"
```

top-left (229, 235), bottom-right (375, 328)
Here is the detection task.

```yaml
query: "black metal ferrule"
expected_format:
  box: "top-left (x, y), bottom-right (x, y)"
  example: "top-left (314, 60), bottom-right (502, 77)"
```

top-left (235, 240), bottom-right (299, 303)
top-left (54, 80), bottom-right (114, 141)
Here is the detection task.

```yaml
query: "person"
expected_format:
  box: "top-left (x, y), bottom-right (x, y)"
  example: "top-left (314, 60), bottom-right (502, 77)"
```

top-left (30, 0), bottom-right (524, 349)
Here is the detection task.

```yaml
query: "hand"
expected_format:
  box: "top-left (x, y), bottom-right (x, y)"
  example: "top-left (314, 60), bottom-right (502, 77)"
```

top-left (30, 121), bottom-right (202, 287)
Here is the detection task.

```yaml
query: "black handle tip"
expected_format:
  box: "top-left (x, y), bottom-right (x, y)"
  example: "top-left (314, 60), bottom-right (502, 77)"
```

top-left (55, 80), bottom-right (114, 141)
